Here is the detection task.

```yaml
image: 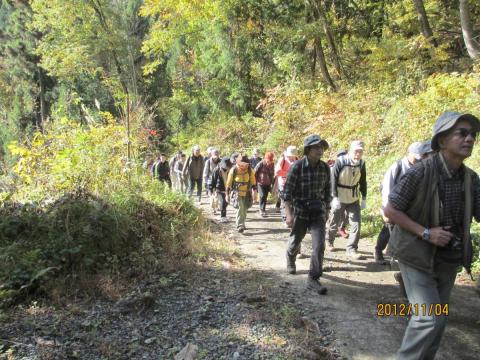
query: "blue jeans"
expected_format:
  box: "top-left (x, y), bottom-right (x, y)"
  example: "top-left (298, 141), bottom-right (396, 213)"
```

top-left (396, 261), bottom-right (458, 360)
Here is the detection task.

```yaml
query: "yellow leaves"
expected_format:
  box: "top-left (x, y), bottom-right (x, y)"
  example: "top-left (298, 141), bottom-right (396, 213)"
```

top-left (7, 141), bottom-right (28, 157)
top-left (99, 111), bottom-right (116, 125)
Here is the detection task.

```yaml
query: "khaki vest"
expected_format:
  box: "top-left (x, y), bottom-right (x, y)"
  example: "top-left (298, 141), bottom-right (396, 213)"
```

top-left (337, 161), bottom-right (363, 204)
top-left (389, 155), bottom-right (474, 274)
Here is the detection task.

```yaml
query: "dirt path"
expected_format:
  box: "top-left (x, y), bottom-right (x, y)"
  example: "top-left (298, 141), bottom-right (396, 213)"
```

top-left (208, 201), bottom-right (480, 360)
top-left (1, 198), bottom-right (478, 359)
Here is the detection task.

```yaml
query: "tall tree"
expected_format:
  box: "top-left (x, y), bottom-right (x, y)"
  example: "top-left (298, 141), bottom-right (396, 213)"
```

top-left (412, 0), bottom-right (438, 47)
top-left (0, 0), bottom-right (53, 129)
top-left (309, 0), bottom-right (343, 77)
top-left (459, 0), bottom-right (480, 60)
top-left (31, 0), bottom-right (148, 104)
top-left (314, 36), bottom-right (336, 91)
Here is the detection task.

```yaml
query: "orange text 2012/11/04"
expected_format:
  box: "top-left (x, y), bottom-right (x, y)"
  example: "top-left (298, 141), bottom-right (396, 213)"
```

top-left (376, 303), bottom-right (449, 317)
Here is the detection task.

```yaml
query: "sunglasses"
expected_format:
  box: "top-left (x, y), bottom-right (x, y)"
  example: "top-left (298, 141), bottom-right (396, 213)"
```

top-left (452, 128), bottom-right (477, 140)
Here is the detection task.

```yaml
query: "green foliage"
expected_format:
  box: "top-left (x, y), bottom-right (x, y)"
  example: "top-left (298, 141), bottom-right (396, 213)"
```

top-left (0, 112), bottom-right (202, 306)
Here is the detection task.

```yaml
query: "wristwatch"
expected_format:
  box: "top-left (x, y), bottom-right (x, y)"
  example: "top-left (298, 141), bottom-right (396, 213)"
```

top-left (422, 228), bottom-right (430, 242)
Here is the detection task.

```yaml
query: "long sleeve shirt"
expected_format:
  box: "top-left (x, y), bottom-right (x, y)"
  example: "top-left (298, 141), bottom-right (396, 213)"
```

top-left (380, 157), bottom-right (411, 210)
top-left (282, 157), bottom-right (332, 220)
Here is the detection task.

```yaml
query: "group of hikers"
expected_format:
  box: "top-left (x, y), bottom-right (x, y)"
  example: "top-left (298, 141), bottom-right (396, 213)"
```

top-left (148, 111), bottom-right (480, 360)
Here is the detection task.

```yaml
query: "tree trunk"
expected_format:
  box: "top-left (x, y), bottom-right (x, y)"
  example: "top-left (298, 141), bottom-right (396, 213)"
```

top-left (37, 66), bottom-right (46, 129)
top-left (412, 0), bottom-right (438, 47)
top-left (311, 43), bottom-right (317, 78)
top-left (315, 0), bottom-right (343, 77)
top-left (315, 37), bottom-right (337, 91)
top-left (459, 0), bottom-right (480, 60)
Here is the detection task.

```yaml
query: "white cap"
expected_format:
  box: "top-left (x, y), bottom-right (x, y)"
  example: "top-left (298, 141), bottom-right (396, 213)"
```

top-left (285, 145), bottom-right (297, 157)
top-left (350, 140), bottom-right (364, 151)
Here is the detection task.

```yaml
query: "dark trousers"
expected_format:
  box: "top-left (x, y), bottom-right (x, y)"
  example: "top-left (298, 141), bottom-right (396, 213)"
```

top-left (188, 177), bottom-right (202, 200)
top-left (375, 223), bottom-right (394, 252)
top-left (217, 192), bottom-right (228, 217)
top-left (257, 184), bottom-right (271, 212)
top-left (287, 216), bottom-right (326, 280)
top-left (159, 176), bottom-right (172, 188)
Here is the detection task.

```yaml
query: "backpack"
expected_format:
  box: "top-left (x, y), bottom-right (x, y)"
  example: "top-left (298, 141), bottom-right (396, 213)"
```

top-left (230, 166), bottom-right (253, 209)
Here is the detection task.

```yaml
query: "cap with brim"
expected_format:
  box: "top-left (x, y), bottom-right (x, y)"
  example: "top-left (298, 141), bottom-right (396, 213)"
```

top-left (431, 112), bottom-right (480, 151)
top-left (220, 156), bottom-right (231, 169)
top-left (350, 140), bottom-right (364, 151)
top-left (303, 134), bottom-right (329, 150)
top-left (421, 140), bottom-right (432, 154)
top-left (407, 141), bottom-right (424, 160)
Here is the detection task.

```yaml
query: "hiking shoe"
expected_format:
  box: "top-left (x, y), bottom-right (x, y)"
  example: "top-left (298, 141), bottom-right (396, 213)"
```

top-left (327, 243), bottom-right (335, 252)
top-left (286, 254), bottom-right (296, 274)
top-left (346, 249), bottom-right (362, 260)
top-left (394, 272), bottom-right (407, 298)
top-left (307, 278), bottom-right (328, 295)
top-left (238, 227), bottom-right (245, 233)
top-left (374, 250), bottom-right (388, 265)
top-left (338, 227), bottom-right (348, 238)
top-left (261, 211), bottom-right (267, 217)
top-left (220, 217), bottom-right (228, 223)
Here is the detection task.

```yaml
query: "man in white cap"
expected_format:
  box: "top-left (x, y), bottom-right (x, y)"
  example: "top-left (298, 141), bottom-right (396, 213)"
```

top-left (385, 111), bottom-right (480, 359)
top-left (275, 145), bottom-right (298, 223)
top-left (374, 141), bottom-right (430, 264)
top-left (283, 134), bottom-right (331, 295)
top-left (325, 140), bottom-right (367, 259)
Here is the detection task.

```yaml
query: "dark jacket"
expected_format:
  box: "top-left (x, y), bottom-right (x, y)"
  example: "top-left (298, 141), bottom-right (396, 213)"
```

top-left (183, 155), bottom-right (204, 180)
top-left (210, 157), bottom-right (231, 192)
top-left (153, 160), bottom-right (170, 180)
top-left (210, 167), bottom-right (229, 193)
top-left (389, 156), bottom-right (475, 274)
top-left (254, 160), bottom-right (275, 186)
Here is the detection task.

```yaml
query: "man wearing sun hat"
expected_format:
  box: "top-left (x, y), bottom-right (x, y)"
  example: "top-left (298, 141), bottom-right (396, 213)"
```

top-left (283, 134), bottom-right (331, 295)
top-left (384, 111), bottom-right (480, 360)
top-left (325, 140), bottom-right (367, 259)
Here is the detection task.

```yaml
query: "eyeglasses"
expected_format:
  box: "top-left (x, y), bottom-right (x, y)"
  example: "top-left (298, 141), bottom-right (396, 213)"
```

top-left (452, 128), bottom-right (477, 140)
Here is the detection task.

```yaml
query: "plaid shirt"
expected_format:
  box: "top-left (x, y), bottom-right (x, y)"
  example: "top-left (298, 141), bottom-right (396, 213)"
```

top-left (389, 153), bottom-right (480, 262)
top-left (282, 157), bottom-right (332, 220)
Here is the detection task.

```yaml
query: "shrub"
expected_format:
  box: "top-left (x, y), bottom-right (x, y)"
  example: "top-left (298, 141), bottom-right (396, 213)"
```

top-left (0, 114), bottom-right (203, 306)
